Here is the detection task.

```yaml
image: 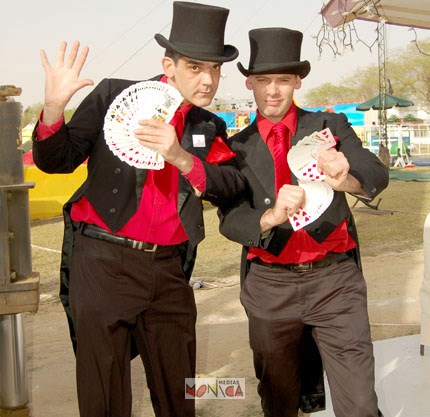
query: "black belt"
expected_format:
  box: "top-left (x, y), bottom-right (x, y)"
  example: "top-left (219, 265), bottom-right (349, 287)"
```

top-left (252, 252), bottom-right (351, 272)
top-left (80, 223), bottom-right (159, 252)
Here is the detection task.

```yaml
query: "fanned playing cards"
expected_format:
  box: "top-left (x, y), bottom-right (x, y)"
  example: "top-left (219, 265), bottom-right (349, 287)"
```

top-left (103, 81), bottom-right (183, 169)
top-left (287, 128), bottom-right (337, 231)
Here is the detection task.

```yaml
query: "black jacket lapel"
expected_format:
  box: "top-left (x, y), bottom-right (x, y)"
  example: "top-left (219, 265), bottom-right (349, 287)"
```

top-left (236, 122), bottom-right (276, 197)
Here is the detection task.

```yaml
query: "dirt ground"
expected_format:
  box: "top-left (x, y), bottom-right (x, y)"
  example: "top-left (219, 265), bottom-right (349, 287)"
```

top-left (21, 230), bottom-right (423, 417)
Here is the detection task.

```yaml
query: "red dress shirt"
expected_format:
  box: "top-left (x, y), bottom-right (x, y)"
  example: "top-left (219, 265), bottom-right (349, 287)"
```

top-left (248, 104), bottom-right (356, 264)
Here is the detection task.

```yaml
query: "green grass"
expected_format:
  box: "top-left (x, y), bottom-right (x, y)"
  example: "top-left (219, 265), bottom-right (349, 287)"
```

top-left (193, 167), bottom-right (430, 278)
top-left (30, 168), bottom-right (430, 282)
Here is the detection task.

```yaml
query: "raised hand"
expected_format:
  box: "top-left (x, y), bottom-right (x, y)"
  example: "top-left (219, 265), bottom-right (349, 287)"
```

top-left (40, 40), bottom-right (93, 124)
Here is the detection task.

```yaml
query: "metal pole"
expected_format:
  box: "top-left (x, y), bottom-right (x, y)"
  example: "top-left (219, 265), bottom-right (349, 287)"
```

top-left (0, 315), bottom-right (28, 408)
top-left (377, 22), bottom-right (387, 145)
top-left (0, 86), bottom-right (38, 417)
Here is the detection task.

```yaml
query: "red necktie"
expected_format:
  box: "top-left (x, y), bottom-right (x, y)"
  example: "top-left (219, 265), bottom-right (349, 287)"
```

top-left (270, 122), bottom-right (291, 194)
top-left (153, 110), bottom-right (184, 196)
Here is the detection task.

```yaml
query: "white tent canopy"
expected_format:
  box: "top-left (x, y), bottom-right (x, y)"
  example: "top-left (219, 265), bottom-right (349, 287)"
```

top-left (321, 0), bottom-right (430, 30)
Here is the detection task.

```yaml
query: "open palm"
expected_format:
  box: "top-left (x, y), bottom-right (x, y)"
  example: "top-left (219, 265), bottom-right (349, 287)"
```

top-left (41, 40), bottom-right (93, 123)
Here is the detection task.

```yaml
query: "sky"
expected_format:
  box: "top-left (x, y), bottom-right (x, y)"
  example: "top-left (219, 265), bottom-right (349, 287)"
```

top-left (3, 0), bottom-right (430, 111)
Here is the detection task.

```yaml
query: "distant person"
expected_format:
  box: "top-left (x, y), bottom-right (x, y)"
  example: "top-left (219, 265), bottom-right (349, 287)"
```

top-left (218, 27), bottom-right (388, 417)
top-left (31, 2), bottom-right (244, 417)
top-left (371, 121), bottom-right (378, 137)
top-left (378, 141), bottom-right (391, 167)
top-left (394, 146), bottom-right (406, 167)
top-left (405, 145), bottom-right (413, 165)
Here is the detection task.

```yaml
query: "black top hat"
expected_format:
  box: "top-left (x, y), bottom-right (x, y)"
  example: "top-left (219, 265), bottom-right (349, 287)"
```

top-left (237, 27), bottom-right (311, 78)
top-left (155, 1), bottom-right (238, 63)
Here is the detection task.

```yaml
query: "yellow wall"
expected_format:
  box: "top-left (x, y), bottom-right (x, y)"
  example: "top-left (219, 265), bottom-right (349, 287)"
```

top-left (24, 165), bottom-right (87, 220)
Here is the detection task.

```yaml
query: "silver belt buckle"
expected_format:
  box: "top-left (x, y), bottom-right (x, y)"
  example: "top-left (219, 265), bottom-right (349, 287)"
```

top-left (143, 244), bottom-right (158, 253)
top-left (131, 240), bottom-right (158, 252)
top-left (290, 262), bottom-right (313, 272)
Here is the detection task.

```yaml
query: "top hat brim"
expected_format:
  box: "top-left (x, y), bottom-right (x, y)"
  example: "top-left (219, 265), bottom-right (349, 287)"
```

top-left (237, 60), bottom-right (311, 79)
top-left (155, 34), bottom-right (238, 63)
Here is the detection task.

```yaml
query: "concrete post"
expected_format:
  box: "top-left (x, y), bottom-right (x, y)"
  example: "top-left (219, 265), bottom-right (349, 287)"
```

top-left (421, 213), bottom-right (430, 355)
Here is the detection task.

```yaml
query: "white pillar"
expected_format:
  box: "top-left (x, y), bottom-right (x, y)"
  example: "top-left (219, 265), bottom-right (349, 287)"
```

top-left (421, 213), bottom-right (430, 354)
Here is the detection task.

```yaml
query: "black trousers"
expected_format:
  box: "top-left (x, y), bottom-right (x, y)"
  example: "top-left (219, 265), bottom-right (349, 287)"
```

top-left (69, 232), bottom-right (196, 417)
top-left (241, 258), bottom-right (382, 417)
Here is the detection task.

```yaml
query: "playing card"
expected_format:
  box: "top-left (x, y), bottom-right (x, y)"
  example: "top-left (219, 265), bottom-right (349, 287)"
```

top-left (286, 128), bottom-right (337, 230)
top-left (103, 81), bottom-right (183, 170)
top-left (288, 128), bottom-right (337, 181)
top-left (297, 131), bottom-right (325, 146)
top-left (288, 181), bottom-right (334, 231)
top-left (295, 128), bottom-right (336, 148)
top-left (287, 144), bottom-right (326, 182)
top-left (315, 127), bottom-right (336, 148)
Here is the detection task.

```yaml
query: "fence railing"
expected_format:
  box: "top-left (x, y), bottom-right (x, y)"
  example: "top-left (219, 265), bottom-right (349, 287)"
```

top-left (228, 124), bottom-right (430, 158)
top-left (359, 124), bottom-right (430, 157)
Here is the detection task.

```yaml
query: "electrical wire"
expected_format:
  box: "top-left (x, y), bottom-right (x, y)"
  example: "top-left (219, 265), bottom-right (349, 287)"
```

top-left (87, 0), bottom-right (169, 67)
top-left (409, 28), bottom-right (430, 57)
top-left (107, 21), bottom-right (171, 78)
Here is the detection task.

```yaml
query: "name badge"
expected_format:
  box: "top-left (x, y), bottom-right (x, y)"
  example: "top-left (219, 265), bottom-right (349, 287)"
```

top-left (192, 134), bottom-right (206, 148)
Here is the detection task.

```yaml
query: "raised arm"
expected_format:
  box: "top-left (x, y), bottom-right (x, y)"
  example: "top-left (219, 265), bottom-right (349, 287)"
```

top-left (41, 40), bottom-right (94, 125)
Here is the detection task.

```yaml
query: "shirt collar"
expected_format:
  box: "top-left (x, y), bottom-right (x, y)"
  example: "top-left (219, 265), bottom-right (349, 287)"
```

top-left (257, 103), bottom-right (298, 143)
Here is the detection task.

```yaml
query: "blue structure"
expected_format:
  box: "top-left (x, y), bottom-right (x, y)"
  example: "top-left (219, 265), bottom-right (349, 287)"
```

top-left (303, 103), bottom-right (364, 126)
top-left (216, 103), bottom-right (364, 130)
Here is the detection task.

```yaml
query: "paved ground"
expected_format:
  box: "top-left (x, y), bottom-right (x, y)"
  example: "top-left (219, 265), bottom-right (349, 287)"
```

top-left (21, 249), bottom-right (424, 417)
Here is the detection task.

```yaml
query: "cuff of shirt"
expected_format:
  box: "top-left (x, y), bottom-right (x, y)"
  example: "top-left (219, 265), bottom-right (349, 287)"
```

top-left (181, 155), bottom-right (206, 192)
top-left (35, 111), bottom-right (64, 140)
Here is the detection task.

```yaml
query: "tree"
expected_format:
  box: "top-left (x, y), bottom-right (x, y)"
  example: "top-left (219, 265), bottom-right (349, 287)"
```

top-left (303, 38), bottom-right (430, 110)
top-left (390, 40), bottom-right (430, 112)
top-left (22, 103), bottom-right (44, 127)
top-left (21, 104), bottom-right (76, 126)
top-left (303, 82), bottom-right (358, 106)
top-left (342, 65), bottom-right (380, 102)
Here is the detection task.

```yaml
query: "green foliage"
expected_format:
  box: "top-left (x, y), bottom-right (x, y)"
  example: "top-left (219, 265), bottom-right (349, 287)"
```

top-left (391, 40), bottom-right (430, 111)
top-left (388, 114), bottom-right (400, 123)
top-left (403, 113), bottom-right (417, 122)
top-left (21, 104), bottom-right (76, 126)
top-left (303, 82), bottom-right (358, 106)
top-left (342, 65), bottom-right (380, 101)
top-left (64, 108), bottom-right (76, 123)
top-left (22, 102), bottom-right (43, 127)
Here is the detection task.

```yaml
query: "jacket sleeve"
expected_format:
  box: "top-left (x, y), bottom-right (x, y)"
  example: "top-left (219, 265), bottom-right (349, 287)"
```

top-left (200, 116), bottom-right (247, 207)
top-left (202, 161), bottom-right (247, 207)
top-left (330, 112), bottom-right (389, 198)
top-left (217, 196), bottom-right (268, 248)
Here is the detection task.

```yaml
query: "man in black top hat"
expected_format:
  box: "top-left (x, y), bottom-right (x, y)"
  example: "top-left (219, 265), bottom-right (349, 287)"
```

top-left (218, 27), bottom-right (387, 417)
top-left (32, 2), bottom-right (243, 417)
